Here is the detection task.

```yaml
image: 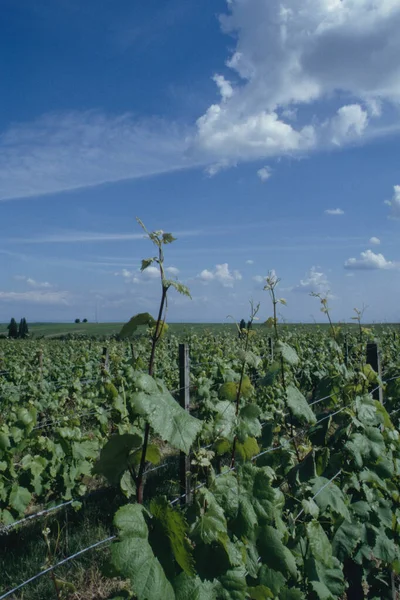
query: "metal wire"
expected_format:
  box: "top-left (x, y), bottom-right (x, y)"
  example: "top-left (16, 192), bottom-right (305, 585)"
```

top-left (0, 535), bottom-right (115, 600)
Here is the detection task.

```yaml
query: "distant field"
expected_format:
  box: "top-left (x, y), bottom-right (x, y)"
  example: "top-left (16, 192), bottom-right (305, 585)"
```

top-left (1, 321), bottom-right (399, 338)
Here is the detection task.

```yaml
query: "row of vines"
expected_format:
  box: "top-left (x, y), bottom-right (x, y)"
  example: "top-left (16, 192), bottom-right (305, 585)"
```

top-left (1, 221), bottom-right (400, 599)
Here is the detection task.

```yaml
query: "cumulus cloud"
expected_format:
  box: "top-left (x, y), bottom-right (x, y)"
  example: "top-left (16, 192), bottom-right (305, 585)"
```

top-left (253, 275), bottom-right (265, 283)
top-left (165, 266), bottom-right (180, 277)
top-left (325, 208), bottom-right (344, 215)
top-left (198, 263), bottom-right (242, 287)
top-left (115, 265), bottom-right (179, 283)
top-left (246, 259), bottom-right (254, 265)
top-left (257, 166), bottom-right (272, 182)
top-left (0, 290), bottom-right (70, 304)
top-left (369, 237), bottom-right (381, 245)
top-left (385, 185), bottom-right (400, 219)
top-left (328, 104), bottom-right (369, 146)
top-left (197, 0), bottom-right (400, 166)
top-left (344, 249), bottom-right (397, 270)
top-left (292, 267), bottom-right (330, 294)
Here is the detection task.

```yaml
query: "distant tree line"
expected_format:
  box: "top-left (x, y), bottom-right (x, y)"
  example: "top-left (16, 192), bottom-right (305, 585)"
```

top-left (7, 318), bottom-right (29, 339)
top-left (74, 318), bottom-right (88, 324)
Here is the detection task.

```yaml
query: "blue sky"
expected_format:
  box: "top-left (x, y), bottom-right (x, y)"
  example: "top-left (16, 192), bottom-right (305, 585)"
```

top-left (1, 0), bottom-right (400, 323)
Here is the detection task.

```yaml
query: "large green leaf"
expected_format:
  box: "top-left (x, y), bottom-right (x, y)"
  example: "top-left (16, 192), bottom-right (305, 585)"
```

top-left (119, 313), bottom-right (155, 339)
top-left (9, 484), bottom-right (32, 515)
top-left (218, 567), bottom-right (247, 600)
top-left (211, 471), bottom-right (240, 520)
top-left (311, 477), bottom-right (350, 520)
top-left (174, 574), bottom-right (217, 600)
top-left (111, 504), bottom-right (175, 600)
top-left (257, 525), bottom-right (298, 578)
top-left (129, 375), bottom-right (202, 454)
top-left (306, 520), bottom-right (333, 567)
top-left (286, 385), bottom-right (316, 425)
top-left (258, 566), bottom-right (286, 596)
top-left (93, 434), bottom-right (142, 485)
top-left (191, 489), bottom-right (228, 545)
top-left (238, 404), bottom-right (262, 441)
top-left (332, 519), bottom-right (362, 561)
top-left (277, 341), bottom-right (299, 366)
top-left (150, 497), bottom-right (194, 576)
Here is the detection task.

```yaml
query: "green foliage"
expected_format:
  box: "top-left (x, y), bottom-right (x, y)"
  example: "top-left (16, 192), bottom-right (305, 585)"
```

top-left (119, 313), bottom-right (156, 339)
top-left (129, 372), bottom-right (202, 454)
top-left (111, 504), bottom-right (175, 600)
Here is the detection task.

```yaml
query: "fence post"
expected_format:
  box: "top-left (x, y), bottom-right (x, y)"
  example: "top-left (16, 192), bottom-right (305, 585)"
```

top-left (268, 337), bottom-right (274, 362)
top-left (179, 343), bottom-right (191, 505)
top-left (366, 342), bottom-right (383, 404)
top-left (130, 343), bottom-right (135, 362)
top-left (38, 350), bottom-right (43, 385)
top-left (101, 347), bottom-right (109, 375)
top-left (344, 334), bottom-right (349, 366)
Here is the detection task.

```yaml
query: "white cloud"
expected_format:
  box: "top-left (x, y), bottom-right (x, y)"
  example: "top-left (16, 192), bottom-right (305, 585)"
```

top-left (198, 263), bottom-right (242, 287)
top-left (325, 208), bottom-right (344, 215)
top-left (292, 267), bottom-right (330, 294)
top-left (253, 275), bottom-right (265, 283)
top-left (213, 74), bottom-right (234, 101)
top-left (196, 0), bottom-right (400, 165)
top-left (0, 112), bottom-right (196, 202)
top-left (257, 166), bottom-right (272, 182)
top-left (344, 249), bottom-right (397, 270)
top-left (369, 237), bottom-right (381, 245)
top-left (246, 259), bottom-right (254, 265)
top-left (385, 185), bottom-right (400, 219)
top-left (0, 290), bottom-right (70, 304)
top-left (166, 266), bottom-right (180, 277)
top-left (329, 104), bottom-right (369, 146)
top-left (142, 266), bottom-right (160, 280)
top-left (14, 275), bottom-right (52, 288)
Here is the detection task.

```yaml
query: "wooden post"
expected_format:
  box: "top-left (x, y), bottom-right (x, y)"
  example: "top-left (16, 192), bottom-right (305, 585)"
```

top-left (101, 347), bottom-right (110, 375)
top-left (38, 350), bottom-right (43, 385)
top-left (179, 343), bottom-right (191, 505)
top-left (366, 342), bottom-right (383, 404)
top-left (269, 337), bottom-right (274, 362)
top-left (130, 343), bottom-right (135, 362)
top-left (344, 334), bottom-right (349, 367)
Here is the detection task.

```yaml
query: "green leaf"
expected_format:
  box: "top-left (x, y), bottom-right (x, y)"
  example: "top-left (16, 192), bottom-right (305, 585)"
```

top-left (9, 484), bottom-right (32, 515)
top-left (131, 444), bottom-right (161, 466)
top-left (111, 504), bottom-right (175, 600)
top-left (141, 257), bottom-right (157, 271)
top-left (236, 437), bottom-right (260, 461)
top-left (306, 520), bottom-right (333, 567)
top-left (214, 400), bottom-right (237, 440)
top-left (211, 471), bottom-right (239, 520)
top-left (373, 531), bottom-right (397, 563)
top-left (191, 489), bottom-right (227, 545)
top-left (248, 585), bottom-right (274, 599)
top-left (279, 590), bottom-right (306, 600)
top-left (311, 477), bottom-right (350, 520)
top-left (332, 519), bottom-right (362, 561)
top-left (174, 574), bottom-right (218, 600)
top-left (277, 341), bottom-right (299, 366)
top-left (257, 525), bottom-right (298, 578)
top-left (286, 385), bottom-right (316, 425)
top-left (119, 313), bottom-right (155, 338)
top-left (120, 471), bottom-right (136, 499)
top-left (162, 233), bottom-right (176, 245)
top-left (238, 404), bottom-right (261, 441)
top-left (93, 434), bottom-right (142, 485)
top-left (237, 349), bottom-right (261, 368)
top-left (130, 377), bottom-right (202, 454)
top-left (150, 496), bottom-right (195, 576)
top-left (301, 498), bottom-right (320, 518)
top-left (258, 566), bottom-right (286, 596)
top-left (218, 567), bottom-right (247, 600)
top-left (165, 279), bottom-right (191, 298)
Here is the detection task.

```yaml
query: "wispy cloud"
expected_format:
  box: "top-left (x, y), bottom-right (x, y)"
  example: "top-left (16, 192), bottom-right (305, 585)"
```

top-left (325, 208), bottom-right (344, 216)
top-left (0, 290), bottom-right (70, 304)
top-left (5, 228), bottom-right (205, 244)
top-left (0, 111), bottom-right (199, 202)
top-left (14, 275), bottom-right (53, 288)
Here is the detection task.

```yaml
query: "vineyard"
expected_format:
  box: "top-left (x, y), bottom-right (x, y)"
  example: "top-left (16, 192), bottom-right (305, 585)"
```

top-left (1, 225), bottom-right (400, 600)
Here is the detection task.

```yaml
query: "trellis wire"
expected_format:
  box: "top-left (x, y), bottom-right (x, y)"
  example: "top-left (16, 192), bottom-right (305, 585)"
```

top-left (0, 535), bottom-right (115, 600)
top-left (293, 469), bottom-right (342, 522)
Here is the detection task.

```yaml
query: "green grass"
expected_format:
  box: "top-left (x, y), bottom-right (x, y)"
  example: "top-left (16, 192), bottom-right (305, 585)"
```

top-left (1, 321), bottom-right (399, 339)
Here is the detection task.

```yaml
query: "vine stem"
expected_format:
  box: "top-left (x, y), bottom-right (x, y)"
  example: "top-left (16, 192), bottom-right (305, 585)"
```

top-left (136, 248), bottom-right (167, 505)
